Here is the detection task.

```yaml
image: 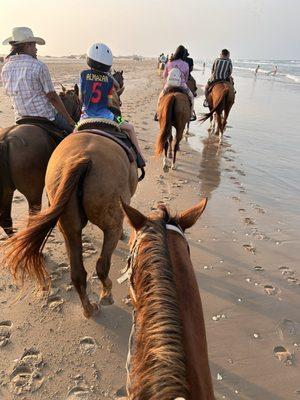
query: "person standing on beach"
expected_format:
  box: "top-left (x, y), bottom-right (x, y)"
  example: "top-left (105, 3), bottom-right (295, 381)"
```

top-left (1, 27), bottom-right (75, 132)
top-left (203, 48), bottom-right (233, 107)
top-left (255, 65), bottom-right (260, 75)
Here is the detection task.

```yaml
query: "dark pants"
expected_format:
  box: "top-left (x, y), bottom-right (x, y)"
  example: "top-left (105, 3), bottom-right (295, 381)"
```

top-left (53, 113), bottom-right (73, 133)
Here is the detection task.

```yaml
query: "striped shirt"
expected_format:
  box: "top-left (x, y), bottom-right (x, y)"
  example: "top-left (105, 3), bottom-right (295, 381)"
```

top-left (210, 57), bottom-right (233, 81)
top-left (1, 54), bottom-right (56, 120)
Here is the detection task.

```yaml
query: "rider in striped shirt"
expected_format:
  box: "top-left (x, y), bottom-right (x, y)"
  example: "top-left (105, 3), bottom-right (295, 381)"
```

top-left (204, 49), bottom-right (233, 107)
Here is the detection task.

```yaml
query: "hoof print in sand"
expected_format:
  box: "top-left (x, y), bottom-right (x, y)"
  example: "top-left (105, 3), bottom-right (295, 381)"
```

top-left (0, 320), bottom-right (13, 348)
top-left (67, 386), bottom-right (91, 399)
top-left (264, 285), bottom-right (277, 295)
top-left (273, 346), bottom-right (293, 366)
top-left (243, 244), bottom-right (256, 254)
top-left (244, 217), bottom-right (255, 225)
top-left (79, 336), bottom-right (97, 355)
top-left (10, 348), bottom-right (44, 395)
top-left (47, 295), bottom-right (64, 311)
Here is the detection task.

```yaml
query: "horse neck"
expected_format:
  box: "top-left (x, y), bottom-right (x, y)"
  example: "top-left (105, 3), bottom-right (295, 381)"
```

top-left (129, 222), bottom-right (188, 399)
top-left (166, 231), bottom-right (215, 400)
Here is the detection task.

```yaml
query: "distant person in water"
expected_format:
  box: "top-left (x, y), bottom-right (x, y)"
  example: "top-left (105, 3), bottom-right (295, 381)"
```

top-left (267, 66), bottom-right (277, 76)
top-left (203, 62), bottom-right (206, 69)
top-left (255, 65), bottom-right (260, 75)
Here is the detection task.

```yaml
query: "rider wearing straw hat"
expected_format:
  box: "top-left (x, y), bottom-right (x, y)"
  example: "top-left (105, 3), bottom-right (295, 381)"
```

top-left (1, 27), bottom-right (75, 132)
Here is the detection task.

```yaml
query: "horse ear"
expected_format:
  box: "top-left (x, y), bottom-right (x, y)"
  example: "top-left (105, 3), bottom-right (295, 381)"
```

top-left (74, 83), bottom-right (79, 96)
top-left (121, 199), bottom-right (147, 231)
top-left (178, 198), bottom-right (208, 231)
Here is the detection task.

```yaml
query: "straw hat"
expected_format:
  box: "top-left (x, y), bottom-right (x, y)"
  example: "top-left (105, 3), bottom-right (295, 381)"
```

top-left (2, 27), bottom-right (45, 45)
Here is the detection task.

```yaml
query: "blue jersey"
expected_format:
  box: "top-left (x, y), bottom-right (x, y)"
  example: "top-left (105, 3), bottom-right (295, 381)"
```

top-left (80, 69), bottom-right (114, 120)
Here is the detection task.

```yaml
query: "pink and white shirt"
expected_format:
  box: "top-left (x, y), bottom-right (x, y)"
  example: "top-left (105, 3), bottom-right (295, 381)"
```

top-left (163, 59), bottom-right (189, 89)
top-left (1, 54), bottom-right (56, 120)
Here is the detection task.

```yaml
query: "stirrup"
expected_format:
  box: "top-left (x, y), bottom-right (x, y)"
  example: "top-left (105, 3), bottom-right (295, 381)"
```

top-left (190, 111), bottom-right (196, 121)
top-left (154, 112), bottom-right (159, 121)
top-left (203, 99), bottom-right (209, 108)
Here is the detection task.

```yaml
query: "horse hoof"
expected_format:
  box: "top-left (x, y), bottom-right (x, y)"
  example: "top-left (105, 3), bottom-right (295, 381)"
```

top-left (83, 302), bottom-right (100, 319)
top-left (171, 164), bottom-right (177, 170)
top-left (163, 164), bottom-right (169, 173)
top-left (100, 294), bottom-right (114, 306)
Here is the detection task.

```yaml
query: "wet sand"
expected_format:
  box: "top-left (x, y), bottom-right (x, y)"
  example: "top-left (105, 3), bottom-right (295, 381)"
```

top-left (0, 58), bottom-right (299, 399)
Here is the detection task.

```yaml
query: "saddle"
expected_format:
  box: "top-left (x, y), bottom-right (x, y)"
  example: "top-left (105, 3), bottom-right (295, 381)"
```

top-left (16, 116), bottom-right (68, 144)
top-left (76, 118), bottom-right (145, 181)
top-left (207, 79), bottom-right (233, 94)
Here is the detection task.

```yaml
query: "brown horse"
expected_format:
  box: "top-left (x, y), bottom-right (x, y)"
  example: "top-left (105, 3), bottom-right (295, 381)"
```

top-left (121, 200), bottom-right (215, 400)
top-left (199, 82), bottom-right (235, 143)
top-left (0, 85), bottom-right (81, 236)
top-left (2, 132), bottom-right (138, 318)
top-left (111, 70), bottom-right (125, 113)
top-left (156, 88), bottom-right (190, 172)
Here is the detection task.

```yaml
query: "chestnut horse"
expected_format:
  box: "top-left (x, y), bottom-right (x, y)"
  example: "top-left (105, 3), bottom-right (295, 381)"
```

top-left (199, 82), bottom-right (235, 143)
top-left (0, 85), bottom-right (81, 236)
top-left (156, 88), bottom-right (190, 172)
top-left (122, 200), bottom-right (215, 400)
top-left (2, 132), bottom-right (138, 318)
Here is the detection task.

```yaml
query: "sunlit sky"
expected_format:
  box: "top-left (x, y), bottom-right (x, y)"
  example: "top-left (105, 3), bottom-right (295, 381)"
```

top-left (0, 0), bottom-right (299, 60)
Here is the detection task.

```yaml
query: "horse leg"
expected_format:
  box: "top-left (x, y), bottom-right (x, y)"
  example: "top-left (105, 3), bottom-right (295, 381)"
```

top-left (0, 189), bottom-right (14, 236)
top-left (96, 225), bottom-right (123, 305)
top-left (172, 129), bottom-right (184, 170)
top-left (58, 196), bottom-right (94, 318)
top-left (168, 135), bottom-right (173, 159)
top-left (163, 142), bottom-right (170, 172)
top-left (215, 112), bottom-right (222, 139)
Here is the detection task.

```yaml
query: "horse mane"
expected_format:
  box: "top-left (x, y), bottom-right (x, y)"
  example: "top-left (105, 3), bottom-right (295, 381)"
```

top-left (129, 206), bottom-right (188, 399)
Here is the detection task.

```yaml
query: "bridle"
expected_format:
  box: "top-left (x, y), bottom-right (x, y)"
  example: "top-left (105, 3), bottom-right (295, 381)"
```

top-left (118, 221), bottom-right (188, 300)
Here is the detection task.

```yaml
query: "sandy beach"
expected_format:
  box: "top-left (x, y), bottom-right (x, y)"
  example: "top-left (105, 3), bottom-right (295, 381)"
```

top-left (0, 57), bottom-right (299, 400)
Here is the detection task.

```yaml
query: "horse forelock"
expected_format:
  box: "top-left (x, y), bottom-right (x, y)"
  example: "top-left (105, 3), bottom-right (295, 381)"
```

top-left (129, 216), bottom-right (188, 399)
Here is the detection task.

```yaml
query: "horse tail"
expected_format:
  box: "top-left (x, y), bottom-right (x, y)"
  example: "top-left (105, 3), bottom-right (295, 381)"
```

top-left (2, 155), bottom-right (91, 288)
top-left (198, 85), bottom-right (229, 123)
top-left (155, 94), bottom-right (175, 155)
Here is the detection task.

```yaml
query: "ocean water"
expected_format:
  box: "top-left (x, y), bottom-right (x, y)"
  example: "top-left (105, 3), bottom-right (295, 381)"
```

top-left (188, 60), bottom-right (300, 236)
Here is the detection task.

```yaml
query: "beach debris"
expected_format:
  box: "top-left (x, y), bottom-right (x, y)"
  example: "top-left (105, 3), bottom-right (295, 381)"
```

top-left (243, 244), bottom-right (256, 254)
top-left (216, 373), bottom-right (223, 381)
top-left (253, 332), bottom-right (261, 339)
top-left (0, 320), bottom-right (12, 348)
top-left (212, 314), bottom-right (226, 321)
top-left (10, 348), bottom-right (44, 395)
top-left (79, 337), bottom-right (97, 355)
top-left (264, 285), bottom-right (277, 295)
top-left (273, 346), bottom-right (293, 366)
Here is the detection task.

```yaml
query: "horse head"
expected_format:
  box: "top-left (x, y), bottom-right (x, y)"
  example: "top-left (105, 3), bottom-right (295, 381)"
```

top-left (112, 70), bottom-right (124, 90)
top-left (59, 84), bottom-right (81, 123)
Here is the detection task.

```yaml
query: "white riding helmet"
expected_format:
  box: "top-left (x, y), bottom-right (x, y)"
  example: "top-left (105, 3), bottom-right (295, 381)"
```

top-left (86, 43), bottom-right (113, 72)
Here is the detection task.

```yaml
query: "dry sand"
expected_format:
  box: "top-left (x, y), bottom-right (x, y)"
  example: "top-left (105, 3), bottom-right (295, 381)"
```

top-left (0, 58), bottom-right (299, 399)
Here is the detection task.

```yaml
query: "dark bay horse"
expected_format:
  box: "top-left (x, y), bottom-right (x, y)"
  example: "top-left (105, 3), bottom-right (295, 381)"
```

top-left (2, 132), bottom-right (138, 318)
top-left (156, 88), bottom-right (190, 172)
top-left (111, 70), bottom-right (125, 112)
top-left (122, 200), bottom-right (215, 400)
top-left (185, 75), bottom-right (198, 135)
top-left (0, 86), bottom-right (81, 236)
top-left (198, 82), bottom-right (235, 143)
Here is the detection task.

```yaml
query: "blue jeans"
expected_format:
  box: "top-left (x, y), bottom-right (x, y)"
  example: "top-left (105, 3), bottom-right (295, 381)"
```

top-left (53, 113), bottom-right (73, 134)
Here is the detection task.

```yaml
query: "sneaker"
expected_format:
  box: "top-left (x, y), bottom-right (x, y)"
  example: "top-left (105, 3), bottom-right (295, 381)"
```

top-left (203, 99), bottom-right (209, 108)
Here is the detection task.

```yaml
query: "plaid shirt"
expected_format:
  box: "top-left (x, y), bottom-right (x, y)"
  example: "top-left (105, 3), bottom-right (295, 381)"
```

top-left (1, 54), bottom-right (56, 120)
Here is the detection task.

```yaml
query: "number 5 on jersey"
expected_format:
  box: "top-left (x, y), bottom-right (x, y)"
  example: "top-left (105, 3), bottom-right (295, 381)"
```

top-left (91, 82), bottom-right (102, 103)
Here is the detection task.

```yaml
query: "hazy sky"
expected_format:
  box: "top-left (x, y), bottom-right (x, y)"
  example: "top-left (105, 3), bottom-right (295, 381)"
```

top-left (0, 0), bottom-right (299, 60)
